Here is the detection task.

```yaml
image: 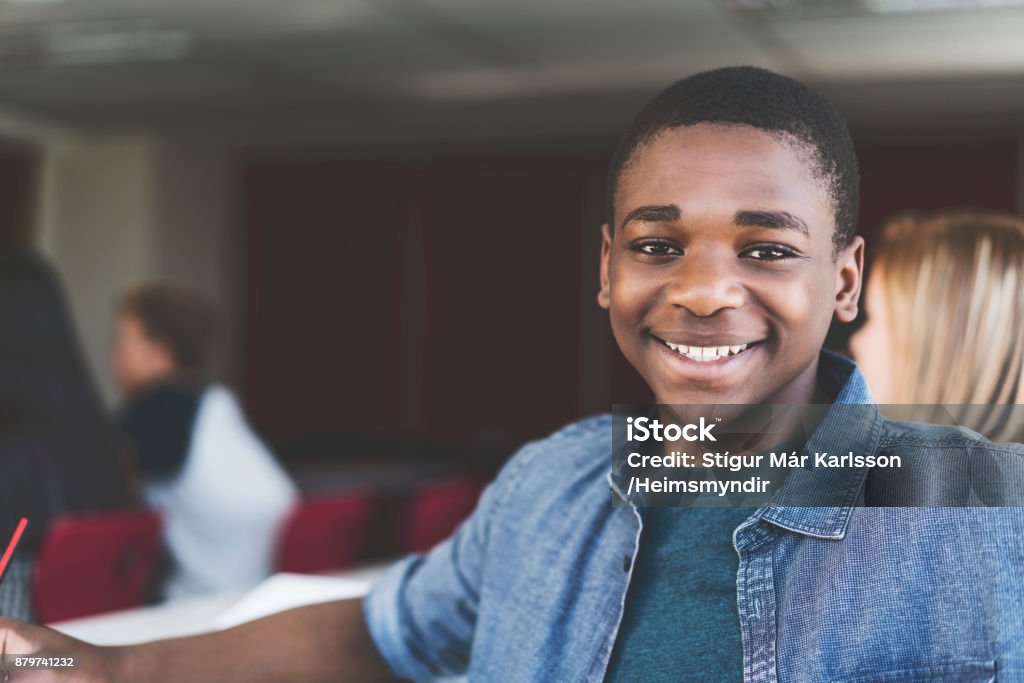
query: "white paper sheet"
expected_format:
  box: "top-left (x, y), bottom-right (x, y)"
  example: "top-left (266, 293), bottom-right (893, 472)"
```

top-left (215, 572), bottom-right (372, 629)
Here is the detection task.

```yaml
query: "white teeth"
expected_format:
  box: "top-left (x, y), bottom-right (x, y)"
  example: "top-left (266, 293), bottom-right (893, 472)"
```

top-left (662, 341), bottom-right (750, 362)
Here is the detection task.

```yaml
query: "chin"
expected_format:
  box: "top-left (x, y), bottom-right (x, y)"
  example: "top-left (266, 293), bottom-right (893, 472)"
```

top-left (653, 383), bottom-right (750, 406)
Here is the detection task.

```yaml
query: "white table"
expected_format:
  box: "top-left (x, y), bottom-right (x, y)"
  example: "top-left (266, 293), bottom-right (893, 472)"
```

top-left (51, 563), bottom-right (392, 646)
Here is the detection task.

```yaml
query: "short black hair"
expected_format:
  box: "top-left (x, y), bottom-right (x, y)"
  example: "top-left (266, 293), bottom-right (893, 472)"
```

top-left (607, 66), bottom-right (859, 252)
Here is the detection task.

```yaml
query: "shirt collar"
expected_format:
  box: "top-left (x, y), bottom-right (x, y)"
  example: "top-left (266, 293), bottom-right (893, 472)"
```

top-left (757, 350), bottom-right (882, 539)
top-left (608, 351), bottom-right (883, 540)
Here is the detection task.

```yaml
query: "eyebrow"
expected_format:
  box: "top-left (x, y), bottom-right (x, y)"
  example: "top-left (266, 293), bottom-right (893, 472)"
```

top-left (734, 210), bottom-right (810, 237)
top-left (618, 204), bottom-right (811, 238)
top-left (620, 204), bottom-right (681, 231)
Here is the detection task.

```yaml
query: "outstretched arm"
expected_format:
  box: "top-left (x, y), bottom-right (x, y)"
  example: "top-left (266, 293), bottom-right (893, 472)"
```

top-left (0, 597), bottom-right (397, 683)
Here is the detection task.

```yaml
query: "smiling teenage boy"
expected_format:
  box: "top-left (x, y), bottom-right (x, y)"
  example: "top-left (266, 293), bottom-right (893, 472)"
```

top-left (1, 66), bottom-right (1022, 683)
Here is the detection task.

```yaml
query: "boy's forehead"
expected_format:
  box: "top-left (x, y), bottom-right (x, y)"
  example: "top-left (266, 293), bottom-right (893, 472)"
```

top-left (614, 124), bottom-right (834, 236)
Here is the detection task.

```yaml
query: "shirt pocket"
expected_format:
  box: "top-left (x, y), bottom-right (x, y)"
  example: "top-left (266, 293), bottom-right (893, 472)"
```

top-left (832, 660), bottom-right (996, 683)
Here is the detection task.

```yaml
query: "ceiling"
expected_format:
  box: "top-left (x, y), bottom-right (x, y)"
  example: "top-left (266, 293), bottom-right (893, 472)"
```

top-left (0, 0), bottom-right (1023, 147)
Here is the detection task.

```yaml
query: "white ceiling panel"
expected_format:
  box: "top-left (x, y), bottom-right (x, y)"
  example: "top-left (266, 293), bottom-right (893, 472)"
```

top-left (768, 6), bottom-right (1024, 79)
top-left (0, 0), bottom-right (1020, 143)
top-left (408, 0), bottom-right (777, 70)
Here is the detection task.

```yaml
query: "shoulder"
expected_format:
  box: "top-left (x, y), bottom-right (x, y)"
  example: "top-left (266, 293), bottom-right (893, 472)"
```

top-left (501, 414), bottom-right (612, 481)
top-left (190, 385), bottom-right (271, 456)
top-left (881, 418), bottom-right (1024, 456)
top-left (198, 383), bottom-right (237, 410)
top-left (120, 383), bottom-right (205, 478)
top-left (528, 413), bottom-right (613, 458)
top-left (480, 414), bottom-right (612, 516)
top-left (193, 384), bottom-right (252, 428)
top-left (120, 382), bottom-right (203, 429)
top-left (871, 418), bottom-right (1024, 505)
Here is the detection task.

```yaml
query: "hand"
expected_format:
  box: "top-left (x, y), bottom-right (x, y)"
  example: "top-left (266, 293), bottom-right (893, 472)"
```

top-left (0, 618), bottom-right (114, 683)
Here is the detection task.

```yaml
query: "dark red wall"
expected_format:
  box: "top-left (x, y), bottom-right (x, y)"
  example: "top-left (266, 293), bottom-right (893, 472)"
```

top-left (241, 140), bottom-right (1020, 445)
top-left (823, 141), bottom-right (1020, 351)
top-left (856, 142), bottom-right (1018, 250)
top-left (242, 157), bottom-right (595, 446)
top-left (242, 160), bottom-right (404, 437)
top-left (419, 159), bottom-right (587, 443)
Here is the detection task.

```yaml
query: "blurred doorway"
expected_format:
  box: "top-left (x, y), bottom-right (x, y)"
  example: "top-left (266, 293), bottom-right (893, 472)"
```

top-left (0, 140), bottom-right (39, 252)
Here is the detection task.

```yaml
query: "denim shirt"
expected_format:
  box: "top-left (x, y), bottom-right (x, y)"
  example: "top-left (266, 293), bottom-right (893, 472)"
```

top-left (365, 353), bottom-right (1024, 682)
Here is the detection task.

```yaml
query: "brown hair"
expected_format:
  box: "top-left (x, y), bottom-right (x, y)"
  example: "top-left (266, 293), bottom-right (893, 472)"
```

top-left (119, 283), bottom-right (216, 380)
top-left (872, 209), bottom-right (1024, 411)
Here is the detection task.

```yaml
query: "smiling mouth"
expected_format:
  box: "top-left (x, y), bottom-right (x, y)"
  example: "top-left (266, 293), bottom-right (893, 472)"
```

top-left (655, 337), bottom-right (760, 362)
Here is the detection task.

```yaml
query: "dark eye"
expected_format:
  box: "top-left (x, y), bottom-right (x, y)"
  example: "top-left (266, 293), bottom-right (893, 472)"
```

top-left (742, 245), bottom-right (799, 261)
top-left (630, 240), bottom-right (682, 257)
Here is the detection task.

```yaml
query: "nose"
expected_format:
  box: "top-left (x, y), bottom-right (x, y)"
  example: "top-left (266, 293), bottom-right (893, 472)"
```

top-left (664, 249), bottom-right (746, 317)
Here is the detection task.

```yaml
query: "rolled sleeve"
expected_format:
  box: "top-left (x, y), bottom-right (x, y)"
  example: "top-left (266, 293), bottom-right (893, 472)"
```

top-left (363, 471), bottom-right (513, 682)
top-left (364, 555), bottom-right (430, 681)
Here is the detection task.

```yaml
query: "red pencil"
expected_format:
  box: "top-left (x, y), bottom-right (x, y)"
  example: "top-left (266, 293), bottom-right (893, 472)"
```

top-left (0, 518), bottom-right (28, 584)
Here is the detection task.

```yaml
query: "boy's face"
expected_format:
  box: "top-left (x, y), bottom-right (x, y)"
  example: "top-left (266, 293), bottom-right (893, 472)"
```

top-left (599, 123), bottom-right (863, 406)
top-left (112, 313), bottom-right (176, 396)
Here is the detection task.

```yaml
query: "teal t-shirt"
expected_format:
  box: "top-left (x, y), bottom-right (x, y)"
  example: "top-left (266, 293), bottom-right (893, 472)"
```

top-left (604, 506), bottom-right (754, 682)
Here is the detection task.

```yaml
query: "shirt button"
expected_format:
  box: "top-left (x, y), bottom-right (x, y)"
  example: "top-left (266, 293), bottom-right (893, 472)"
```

top-left (623, 555), bottom-right (632, 572)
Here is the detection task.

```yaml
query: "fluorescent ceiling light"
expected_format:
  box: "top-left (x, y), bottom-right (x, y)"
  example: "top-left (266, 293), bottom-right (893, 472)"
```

top-left (0, 20), bottom-right (193, 67)
top-left (864, 0), bottom-right (1024, 11)
top-left (722, 0), bottom-right (1024, 17)
top-left (45, 22), bottom-right (192, 65)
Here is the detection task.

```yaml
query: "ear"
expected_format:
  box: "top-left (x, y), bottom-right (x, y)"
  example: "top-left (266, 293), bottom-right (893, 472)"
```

top-left (597, 223), bottom-right (612, 309)
top-left (834, 235), bottom-right (864, 323)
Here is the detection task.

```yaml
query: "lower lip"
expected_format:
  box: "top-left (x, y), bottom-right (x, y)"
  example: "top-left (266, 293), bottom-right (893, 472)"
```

top-left (651, 337), bottom-right (761, 384)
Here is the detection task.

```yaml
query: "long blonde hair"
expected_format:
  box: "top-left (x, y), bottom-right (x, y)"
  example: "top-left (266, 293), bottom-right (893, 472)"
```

top-left (873, 209), bottom-right (1024, 413)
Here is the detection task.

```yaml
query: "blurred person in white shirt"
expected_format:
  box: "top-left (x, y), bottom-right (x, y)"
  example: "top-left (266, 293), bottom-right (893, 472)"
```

top-left (113, 283), bottom-right (298, 599)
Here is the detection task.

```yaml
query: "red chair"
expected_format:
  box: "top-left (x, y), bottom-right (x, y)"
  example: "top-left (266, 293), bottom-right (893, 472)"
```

top-left (33, 510), bottom-right (162, 624)
top-left (402, 477), bottom-right (486, 554)
top-left (275, 492), bottom-right (373, 574)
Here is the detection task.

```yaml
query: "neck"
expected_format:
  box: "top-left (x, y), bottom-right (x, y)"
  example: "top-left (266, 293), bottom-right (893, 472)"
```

top-left (655, 356), bottom-right (831, 457)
